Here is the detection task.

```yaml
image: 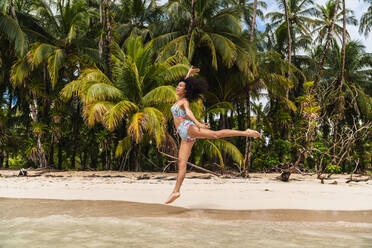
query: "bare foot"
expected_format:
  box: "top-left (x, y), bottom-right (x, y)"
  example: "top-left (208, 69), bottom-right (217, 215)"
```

top-left (245, 129), bottom-right (262, 139)
top-left (165, 192), bottom-right (181, 204)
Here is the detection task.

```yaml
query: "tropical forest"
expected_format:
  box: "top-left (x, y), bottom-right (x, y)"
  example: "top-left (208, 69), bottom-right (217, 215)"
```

top-left (0, 0), bottom-right (371, 177)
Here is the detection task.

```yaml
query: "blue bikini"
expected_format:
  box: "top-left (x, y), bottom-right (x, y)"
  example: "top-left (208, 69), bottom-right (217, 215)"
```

top-left (171, 105), bottom-right (196, 142)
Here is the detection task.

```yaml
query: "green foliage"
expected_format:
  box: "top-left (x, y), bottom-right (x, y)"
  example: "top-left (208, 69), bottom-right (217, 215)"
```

top-left (0, 0), bottom-right (371, 173)
top-left (325, 164), bottom-right (342, 174)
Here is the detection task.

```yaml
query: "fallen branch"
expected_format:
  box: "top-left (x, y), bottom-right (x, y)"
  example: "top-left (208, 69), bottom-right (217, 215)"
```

top-left (346, 176), bottom-right (370, 183)
top-left (158, 150), bottom-right (220, 176)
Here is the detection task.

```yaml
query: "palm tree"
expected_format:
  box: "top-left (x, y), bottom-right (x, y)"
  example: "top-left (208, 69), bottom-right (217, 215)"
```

top-left (9, 0), bottom-right (101, 168)
top-left (312, 0), bottom-right (357, 87)
top-left (22, 0), bottom-right (99, 88)
top-left (359, 0), bottom-right (372, 37)
top-left (227, 0), bottom-right (267, 41)
top-left (312, 0), bottom-right (357, 44)
top-left (0, 0), bottom-right (28, 57)
top-left (150, 0), bottom-right (252, 74)
top-left (324, 41), bottom-right (372, 98)
top-left (266, 0), bottom-right (316, 58)
top-left (112, 0), bottom-right (163, 45)
top-left (61, 35), bottom-right (188, 171)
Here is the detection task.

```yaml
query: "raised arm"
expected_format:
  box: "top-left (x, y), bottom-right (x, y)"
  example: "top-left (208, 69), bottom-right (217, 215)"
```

top-left (185, 66), bottom-right (200, 79)
top-left (183, 100), bottom-right (210, 129)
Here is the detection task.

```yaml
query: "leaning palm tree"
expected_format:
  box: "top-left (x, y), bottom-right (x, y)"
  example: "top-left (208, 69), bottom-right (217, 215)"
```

top-left (312, 0), bottom-right (357, 45)
top-left (312, 0), bottom-right (357, 88)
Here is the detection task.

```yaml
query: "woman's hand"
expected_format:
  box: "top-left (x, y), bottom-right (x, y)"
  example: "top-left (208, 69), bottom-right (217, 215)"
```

top-left (189, 66), bottom-right (200, 75)
top-left (186, 66), bottom-right (200, 78)
top-left (197, 123), bottom-right (210, 129)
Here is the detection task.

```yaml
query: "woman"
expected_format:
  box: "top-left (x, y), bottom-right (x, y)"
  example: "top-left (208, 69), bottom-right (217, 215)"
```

top-left (165, 67), bottom-right (262, 204)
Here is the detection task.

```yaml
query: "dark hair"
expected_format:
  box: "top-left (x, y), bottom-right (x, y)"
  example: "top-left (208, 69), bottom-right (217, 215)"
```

top-left (180, 76), bottom-right (208, 102)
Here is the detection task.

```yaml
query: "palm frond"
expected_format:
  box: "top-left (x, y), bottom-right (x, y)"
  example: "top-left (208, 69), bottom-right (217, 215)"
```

top-left (27, 42), bottom-right (57, 69)
top-left (83, 101), bottom-right (115, 127)
top-left (47, 49), bottom-right (65, 88)
top-left (128, 112), bottom-right (149, 143)
top-left (103, 100), bottom-right (138, 130)
top-left (143, 107), bottom-right (166, 147)
top-left (0, 13), bottom-right (28, 57)
top-left (115, 136), bottom-right (132, 158)
top-left (142, 85), bottom-right (177, 106)
top-left (10, 58), bottom-right (31, 86)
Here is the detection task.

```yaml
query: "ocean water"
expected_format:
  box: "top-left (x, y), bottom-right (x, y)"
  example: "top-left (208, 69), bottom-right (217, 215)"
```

top-left (1, 198), bottom-right (371, 248)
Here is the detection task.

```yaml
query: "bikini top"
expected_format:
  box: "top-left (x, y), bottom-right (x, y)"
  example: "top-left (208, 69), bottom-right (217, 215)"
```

top-left (171, 105), bottom-right (187, 118)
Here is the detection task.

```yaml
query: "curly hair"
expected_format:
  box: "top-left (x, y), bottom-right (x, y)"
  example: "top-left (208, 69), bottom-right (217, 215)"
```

top-left (179, 76), bottom-right (208, 102)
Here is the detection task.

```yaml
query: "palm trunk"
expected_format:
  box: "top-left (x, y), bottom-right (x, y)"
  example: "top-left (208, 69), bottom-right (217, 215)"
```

top-left (30, 99), bottom-right (47, 168)
top-left (243, 0), bottom-right (258, 178)
top-left (340, 0), bottom-right (346, 87)
top-left (283, 0), bottom-right (292, 98)
top-left (314, 0), bottom-right (340, 88)
top-left (10, 1), bottom-right (19, 24)
top-left (187, 0), bottom-right (195, 42)
top-left (58, 141), bottom-right (63, 170)
top-left (243, 87), bottom-right (251, 177)
top-left (250, 0), bottom-right (258, 43)
top-left (0, 151), bottom-right (4, 168)
top-left (104, 0), bottom-right (112, 80)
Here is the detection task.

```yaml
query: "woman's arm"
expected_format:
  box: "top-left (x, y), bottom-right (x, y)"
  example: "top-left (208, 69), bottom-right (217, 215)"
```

top-left (185, 66), bottom-right (200, 79)
top-left (183, 100), bottom-right (210, 129)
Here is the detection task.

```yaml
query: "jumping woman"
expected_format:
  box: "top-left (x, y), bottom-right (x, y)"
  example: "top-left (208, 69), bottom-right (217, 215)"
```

top-left (165, 66), bottom-right (262, 204)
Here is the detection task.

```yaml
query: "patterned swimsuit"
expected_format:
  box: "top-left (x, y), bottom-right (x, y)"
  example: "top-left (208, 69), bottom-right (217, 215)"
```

top-left (170, 105), bottom-right (196, 142)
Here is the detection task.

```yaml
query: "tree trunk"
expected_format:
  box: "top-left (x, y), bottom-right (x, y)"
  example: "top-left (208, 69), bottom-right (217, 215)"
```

top-left (82, 151), bottom-right (87, 170)
top-left (283, 0), bottom-right (292, 98)
top-left (243, 0), bottom-right (259, 177)
top-left (243, 87), bottom-right (251, 177)
top-left (49, 140), bottom-right (54, 168)
top-left (0, 151), bottom-right (3, 168)
top-left (58, 141), bottom-right (63, 170)
top-left (10, 2), bottom-right (19, 24)
top-left (250, 0), bottom-right (258, 43)
top-left (5, 152), bottom-right (9, 169)
top-left (314, 0), bottom-right (340, 88)
top-left (104, 0), bottom-right (112, 80)
top-left (132, 144), bottom-right (141, 172)
top-left (187, 0), bottom-right (195, 42)
top-left (340, 0), bottom-right (346, 87)
top-left (29, 99), bottom-right (48, 168)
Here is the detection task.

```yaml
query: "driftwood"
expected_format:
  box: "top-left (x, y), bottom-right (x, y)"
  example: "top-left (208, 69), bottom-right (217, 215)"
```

top-left (158, 150), bottom-right (220, 177)
top-left (346, 177), bottom-right (370, 183)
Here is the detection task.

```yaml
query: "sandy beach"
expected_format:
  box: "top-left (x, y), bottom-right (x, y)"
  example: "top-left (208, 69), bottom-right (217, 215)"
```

top-left (1, 170), bottom-right (371, 211)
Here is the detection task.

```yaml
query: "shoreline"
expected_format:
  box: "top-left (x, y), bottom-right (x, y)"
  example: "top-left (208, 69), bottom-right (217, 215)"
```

top-left (2, 197), bottom-right (372, 223)
top-left (1, 170), bottom-right (371, 211)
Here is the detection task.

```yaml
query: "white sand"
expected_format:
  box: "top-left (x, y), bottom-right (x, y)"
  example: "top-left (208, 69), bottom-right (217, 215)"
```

top-left (0, 171), bottom-right (371, 210)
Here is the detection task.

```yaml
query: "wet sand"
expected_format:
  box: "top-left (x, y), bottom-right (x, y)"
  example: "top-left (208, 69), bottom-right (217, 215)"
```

top-left (1, 198), bottom-right (372, 223)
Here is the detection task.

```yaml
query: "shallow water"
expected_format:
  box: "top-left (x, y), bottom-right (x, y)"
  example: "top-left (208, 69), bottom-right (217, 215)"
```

top-left (1, 198), bottom-right (371, 248)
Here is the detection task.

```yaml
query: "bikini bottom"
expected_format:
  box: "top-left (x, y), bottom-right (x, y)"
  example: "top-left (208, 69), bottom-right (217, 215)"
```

top-left (177, 120), bottom-right (196, 142)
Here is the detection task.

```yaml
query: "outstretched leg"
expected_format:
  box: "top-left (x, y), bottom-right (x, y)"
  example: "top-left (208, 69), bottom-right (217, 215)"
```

top-left (165, 140), bottom-right (195, 204)
top-left (188, 126), bottom-right (262, 139)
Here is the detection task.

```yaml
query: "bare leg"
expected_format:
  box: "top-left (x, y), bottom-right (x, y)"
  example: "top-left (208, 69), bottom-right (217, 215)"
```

top-left (165, 140), bottom-right (194, 204)
top-left (188, 126), bottom-right (262, 139)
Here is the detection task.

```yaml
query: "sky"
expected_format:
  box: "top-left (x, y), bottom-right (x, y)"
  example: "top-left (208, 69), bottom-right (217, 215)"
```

top-left (158, 0), bottom-right (372, 52)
